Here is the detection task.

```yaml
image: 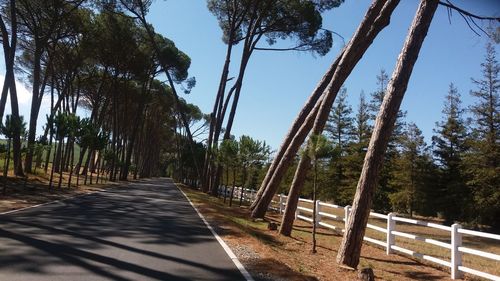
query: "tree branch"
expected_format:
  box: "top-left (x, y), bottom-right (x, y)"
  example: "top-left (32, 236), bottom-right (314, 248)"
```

top-left (439, 1), bottom-right (499, 37)
top-left (439, 1), bottom-right (500, 21)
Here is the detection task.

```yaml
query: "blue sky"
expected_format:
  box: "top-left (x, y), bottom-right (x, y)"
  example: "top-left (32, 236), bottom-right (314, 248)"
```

top-left (146, 0), bottom-right (499, 149)
top-left (2, 0), bottom-right (500, 149)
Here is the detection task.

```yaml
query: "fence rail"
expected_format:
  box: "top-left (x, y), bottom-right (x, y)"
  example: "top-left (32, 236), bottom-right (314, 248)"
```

top-left (205, 183), bottom-right (500, 281)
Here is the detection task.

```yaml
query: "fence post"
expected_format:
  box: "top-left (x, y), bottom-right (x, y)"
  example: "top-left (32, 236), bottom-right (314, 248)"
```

top-left (295, 201), bottom-right (299, 220)
top-left (315, 200), bottom-right (321, 227)
top-left (451, 223), bottom-right (463, 279)
top-left (386, 213), bottom-right (395, 255)
top-left (344, 205), bottom-right (351, 231)
top-left (279, 194), bottom-right (283, 214)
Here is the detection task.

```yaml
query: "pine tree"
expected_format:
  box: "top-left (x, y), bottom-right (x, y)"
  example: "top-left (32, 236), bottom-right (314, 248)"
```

top-left (326, 87), bottom-right (354, 151)
top-left (432, 83), bottom-right (470, 223)
top-left (325, 87), bottom-right (354, 200)
top-left (389, 122), bottom-right (427, 217)
top-left (354, 91), bottom-right (372, 146)
top-left (467, 41), bottom-right (500, 229)
top-left (368, 69), bottom-right (389, 115)
top-left (339, 92), bottom-right (371, 205)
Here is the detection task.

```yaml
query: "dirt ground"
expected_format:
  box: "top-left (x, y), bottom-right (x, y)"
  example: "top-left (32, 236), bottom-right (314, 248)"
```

top-left (0, 174), bottom-right (117, 213)
top-left (177, 184), bottom-right (461, 281)
top-left (0, 178), bottom-right (477, 280)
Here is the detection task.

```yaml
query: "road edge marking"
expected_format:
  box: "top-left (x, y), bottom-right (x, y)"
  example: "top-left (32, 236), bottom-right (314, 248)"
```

top-left (0, 189), bottom-right (106, 215)
top-left (175, 183), bottom-right (255, 281)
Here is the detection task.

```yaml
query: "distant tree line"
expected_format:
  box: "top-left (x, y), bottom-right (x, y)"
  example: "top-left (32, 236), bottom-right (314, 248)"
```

top-left (286, 41), bottom-right (499, 230)
top-left (0, 0), bottom-right (206, 189)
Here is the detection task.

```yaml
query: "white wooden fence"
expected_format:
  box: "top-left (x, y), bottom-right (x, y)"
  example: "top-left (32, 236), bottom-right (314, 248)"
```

top-left (213, 184), bottom-right (500, 281)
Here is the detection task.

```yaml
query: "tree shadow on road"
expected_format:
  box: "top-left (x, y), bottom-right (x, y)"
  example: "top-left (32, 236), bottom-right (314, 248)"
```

top-left (0, 179), bottom-right (245, 280)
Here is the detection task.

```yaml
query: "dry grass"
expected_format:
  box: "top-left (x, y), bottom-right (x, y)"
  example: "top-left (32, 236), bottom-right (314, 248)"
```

top-left (295, 201), bottom-right (500, 279)
top-left (0, 168), bottom-right (117, 213)
top-left (178, 184), bottom-right (463, 281)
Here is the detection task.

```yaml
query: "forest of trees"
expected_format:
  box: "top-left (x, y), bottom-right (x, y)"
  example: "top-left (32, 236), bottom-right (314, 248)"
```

top-left (314, 42), bottom-right (499, 230)
top-left (209, 40), bottom-right (499, 231)
top-left (0, 0), bottom-right (207, 190)
top-left (0, 0), bottom-right (498, 272)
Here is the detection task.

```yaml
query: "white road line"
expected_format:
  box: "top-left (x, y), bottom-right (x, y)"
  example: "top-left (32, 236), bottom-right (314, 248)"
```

top-left (0, 189), bottom-right (106, 215)
top-left (175, 183), bottom-right (255, 281)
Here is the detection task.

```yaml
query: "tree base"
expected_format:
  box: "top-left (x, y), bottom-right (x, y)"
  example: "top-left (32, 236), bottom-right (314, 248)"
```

top-left (358, 268), bottom-right (375, 281)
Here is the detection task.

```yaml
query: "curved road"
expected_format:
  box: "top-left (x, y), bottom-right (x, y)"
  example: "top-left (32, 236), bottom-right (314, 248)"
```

top-left (0, 178), bottom-right (247, 281)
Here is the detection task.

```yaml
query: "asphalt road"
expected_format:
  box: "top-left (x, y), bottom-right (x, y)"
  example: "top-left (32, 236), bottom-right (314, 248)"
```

top-left (0, 178), bottom-right (247, 281)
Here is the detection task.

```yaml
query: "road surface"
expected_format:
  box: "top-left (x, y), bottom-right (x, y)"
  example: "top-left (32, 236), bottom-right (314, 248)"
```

top-left (0, 178), bottom-right (247, 281)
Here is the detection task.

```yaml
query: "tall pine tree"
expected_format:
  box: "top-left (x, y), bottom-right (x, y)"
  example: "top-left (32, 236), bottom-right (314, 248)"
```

top-left (339, 91), bottom-right (371, 205)
top-left (432, 83), bottom-right (470, 224)
top-left (325, 87), bottom-right (354, 200)
top-left (389, 122), bottom-right (428, 217)
top-left (467, 41), bottom-right (500, 229)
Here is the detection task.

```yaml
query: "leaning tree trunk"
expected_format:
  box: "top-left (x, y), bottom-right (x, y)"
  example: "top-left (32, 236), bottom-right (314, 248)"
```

top-left (9, 76), bottom-right (23, 177)
top-left (49, 140), bottom-right (58, 189)
top-left (67, 141), bottom-right (75, 188)
top-left (120, 99), bottom-right (145, 181)
top-left (3, 0), bottom-right (22, 177)
top-left (0, 68), bottom-right (11, 121)
top-left (207, 47), bottom-right (252, 196)
top-left (337, 0), bottom-right (438, 268)
top-left (57, 138), bottom-right (65, 189)
top-left (251, 0), bottom-right (401, 219)
top-left (203, 31), bottom-right (235, 192)
top-left (2, 139), bottom-right (11, 195)
top-left (279, 157), bottom-right (312, 236)
top-left (54, 133), bottom-right (64, 173)
top-left (250, 54), bottom-right (339, 211)
top-left (311, 162), bottom-right (318, 254)
top-left (24, 46), bottom-right (43, 174)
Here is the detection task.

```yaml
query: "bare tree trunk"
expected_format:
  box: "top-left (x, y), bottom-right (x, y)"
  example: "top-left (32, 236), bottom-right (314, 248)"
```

top-left (239, 168), bottom-right (248, 206)
top-left (203, 34), bottom-right (235, 192)
top-left (0, 70), bottom-right (11, 121)
top-left (279, 158), bottom-right (312, 236)
top-left (121, 98), bottom-right (145, 181)
top-left (57, 138), bottom-right (65, 189)
top-left (311, 163), bottom-right (318, 254)
top-left (84, 150), bottom-right (92, 185)
top-left (90, 151), bottom-right (95, 185)
top-left (95, 152), bottom-right (101, 184)
top-left (75, 147), bottom-right (86, 174)
top-left (337, 0), bottom-right (438, 268)
top-left (49, 140), bottom-right (58, 189)
top-left (67, 142), bottom-right (75, 189)
top-left (251, 0), bottom-right (400, 218)
top-left (10, 74), bottom-right (23, 177)
top-left (250, 56), bottom-right (339, 211)
top-left (45, 132), bottom-right (53, 174)
top-left (24, 46), bottom-right (43, 173)
top-left (54, 134), bottom-right (63, 173)
top-left (2, 139), bottom-right (11, 195)
top-left (63, 138), bottom-right (73, 172)
top-left (1, 0), bottom-right (22, 177)
top-left (229, 169), bottom-right (236, 207)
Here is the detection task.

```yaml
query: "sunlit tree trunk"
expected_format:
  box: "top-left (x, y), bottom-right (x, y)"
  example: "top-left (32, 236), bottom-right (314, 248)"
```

top-left (251, 0), bottom-right (400, 218)
top-left (337, 0), bottom-right (438, 268)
